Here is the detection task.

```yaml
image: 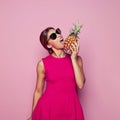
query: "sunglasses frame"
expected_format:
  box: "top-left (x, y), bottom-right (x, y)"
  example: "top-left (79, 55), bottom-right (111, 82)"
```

top-left (48, 28), bottom-right (61, 40)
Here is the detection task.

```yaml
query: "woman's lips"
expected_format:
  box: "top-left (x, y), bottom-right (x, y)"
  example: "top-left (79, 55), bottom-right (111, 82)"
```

top-left (60, 39), bottom-right (64, 44)
top-left (60, 39), bottom-right (63, 42)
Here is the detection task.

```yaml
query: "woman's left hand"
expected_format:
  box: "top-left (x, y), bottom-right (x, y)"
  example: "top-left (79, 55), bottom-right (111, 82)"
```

top-left (70, 41), bottom-right (80, 59)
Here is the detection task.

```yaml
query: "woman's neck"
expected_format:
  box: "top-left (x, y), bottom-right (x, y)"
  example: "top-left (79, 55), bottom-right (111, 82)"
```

top-left (52, 50), bottom-right (66, 58)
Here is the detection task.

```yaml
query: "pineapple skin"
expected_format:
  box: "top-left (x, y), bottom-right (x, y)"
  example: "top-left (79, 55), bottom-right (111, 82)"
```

top-left (64, 35), bottom-right (78, 54)
top-left (64, 23), bottom-right (82, 54)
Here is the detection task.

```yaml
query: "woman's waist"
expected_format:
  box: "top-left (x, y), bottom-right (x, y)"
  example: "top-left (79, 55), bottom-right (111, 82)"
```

top-left (45, 84), bottom-right (77, 95)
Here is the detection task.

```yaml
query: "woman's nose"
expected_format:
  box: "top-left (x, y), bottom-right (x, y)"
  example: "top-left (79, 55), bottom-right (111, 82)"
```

top-left (57, 34), bottom-right (62, 38)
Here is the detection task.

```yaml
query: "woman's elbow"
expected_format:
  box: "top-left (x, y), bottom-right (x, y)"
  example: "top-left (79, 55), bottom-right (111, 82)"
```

top-left (78, 78), bottom-right (86, 89)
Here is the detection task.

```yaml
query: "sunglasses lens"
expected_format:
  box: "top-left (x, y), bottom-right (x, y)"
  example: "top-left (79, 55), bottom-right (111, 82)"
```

top-left (56, 28), bottom-right (61, 34)
top-left (50, 33), bottom-right (57, 40)
top-left (49, 28), bottom-right (61, 40)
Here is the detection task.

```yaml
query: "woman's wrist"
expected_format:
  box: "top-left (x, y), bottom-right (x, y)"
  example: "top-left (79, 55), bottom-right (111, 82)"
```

top-left (71, 55), bottom-right (78, 61)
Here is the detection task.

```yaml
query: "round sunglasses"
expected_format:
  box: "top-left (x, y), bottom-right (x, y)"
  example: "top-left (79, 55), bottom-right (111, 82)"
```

top-left (48, 28), bottom-right (61, 40)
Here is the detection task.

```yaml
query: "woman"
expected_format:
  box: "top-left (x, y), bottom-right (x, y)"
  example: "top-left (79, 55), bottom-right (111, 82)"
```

top-left (28, 27), bottom-right (86, 120)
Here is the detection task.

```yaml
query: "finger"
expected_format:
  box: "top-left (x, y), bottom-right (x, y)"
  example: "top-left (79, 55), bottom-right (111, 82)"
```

top-left (75, 41), bottom-right (80, 52)
top-left (70, 43), bottom-right (76, 51)
top-left (70, 44), bottom-right (76, 54)
top-left (77, 41), bottom-right (79, 47)
top-left (77, 41), bottom-right (80, 51)
top-left (76, 41), bottom-right (79, 48)
top-left (68, 49), bottom-right (72, 54)
top-left (70, 45), bottom-right (74, 52)
top-left (73, 43), bottom-right (78, 52)
top-left (74, 41), bottom-right (78, 47)
top-left (70, 45), bottom-right (78, 54)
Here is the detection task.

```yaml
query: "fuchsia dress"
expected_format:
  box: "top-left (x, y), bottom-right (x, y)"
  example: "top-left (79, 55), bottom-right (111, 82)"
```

top-left (32, 54), bottom-right (84, 120)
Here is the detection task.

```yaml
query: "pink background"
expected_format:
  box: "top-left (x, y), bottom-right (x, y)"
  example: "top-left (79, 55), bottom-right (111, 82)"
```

top-left (0, 0), bottom-right (120, 120)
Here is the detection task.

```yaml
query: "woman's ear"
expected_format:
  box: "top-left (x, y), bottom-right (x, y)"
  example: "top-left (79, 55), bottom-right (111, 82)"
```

top-left (47, 44), bottom-right (52, 48)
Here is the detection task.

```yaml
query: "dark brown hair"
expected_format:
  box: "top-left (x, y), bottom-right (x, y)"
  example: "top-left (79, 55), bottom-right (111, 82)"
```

top-left (39, 27), bottom-right (54, 54)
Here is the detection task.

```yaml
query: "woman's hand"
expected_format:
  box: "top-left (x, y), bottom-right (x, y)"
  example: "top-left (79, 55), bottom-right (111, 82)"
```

top-left (70, 41), bottom-right (80, 59)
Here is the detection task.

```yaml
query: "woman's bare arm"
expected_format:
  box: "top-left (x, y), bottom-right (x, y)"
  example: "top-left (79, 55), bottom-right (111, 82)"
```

top-left (32, 60), bottom-right (45, 112)
top-left (70, 42), bottom-right (86, 89)
top-left (71, 56), bottom-right (86, 89)
top-left (27, 60), bottom-right (45, 120)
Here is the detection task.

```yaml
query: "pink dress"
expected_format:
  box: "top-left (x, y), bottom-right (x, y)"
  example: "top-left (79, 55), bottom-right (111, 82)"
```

top-left (32, 54), bottom-right (84, 120)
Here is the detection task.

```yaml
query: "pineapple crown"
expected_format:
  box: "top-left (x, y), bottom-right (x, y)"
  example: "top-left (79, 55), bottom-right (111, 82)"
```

top-left (69, 23), bottom-right (83, 38)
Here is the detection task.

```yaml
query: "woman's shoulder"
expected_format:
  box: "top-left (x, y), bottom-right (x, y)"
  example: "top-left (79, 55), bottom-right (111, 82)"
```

top-left (36, 59), bottom-right (45, 73)
top-left (37, 55), bottom-right (52, 66)
top-left (41, 54), bottom-right (51, 61)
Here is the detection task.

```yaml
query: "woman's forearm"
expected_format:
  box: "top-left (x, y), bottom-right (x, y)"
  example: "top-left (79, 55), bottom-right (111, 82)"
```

top-left (32, 90), bottom-right (42, 112)
top-left (71, 58), bottom-right (85, 89)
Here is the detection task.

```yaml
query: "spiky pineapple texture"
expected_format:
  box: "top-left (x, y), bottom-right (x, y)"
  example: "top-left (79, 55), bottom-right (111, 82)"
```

top-left (64, 23), bottom-right (82, 54)
top-left (70, 24), bottom-right (82, 37)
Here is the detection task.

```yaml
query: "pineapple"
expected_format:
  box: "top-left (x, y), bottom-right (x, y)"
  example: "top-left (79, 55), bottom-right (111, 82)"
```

top-left (64, 23), bottom-right (82, 54)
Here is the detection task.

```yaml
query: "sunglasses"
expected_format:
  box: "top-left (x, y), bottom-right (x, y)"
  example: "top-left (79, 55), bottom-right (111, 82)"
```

top-left (48, 28), bottom-right (61, 40)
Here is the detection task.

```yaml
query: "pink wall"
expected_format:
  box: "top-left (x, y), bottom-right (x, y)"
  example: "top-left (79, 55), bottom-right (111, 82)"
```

top-left (0, 0), bottom-right (120, 120)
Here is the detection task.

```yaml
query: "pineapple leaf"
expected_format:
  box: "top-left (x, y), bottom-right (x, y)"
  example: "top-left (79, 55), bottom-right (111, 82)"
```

top-left (69, 22), bottom-right (83, 36)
